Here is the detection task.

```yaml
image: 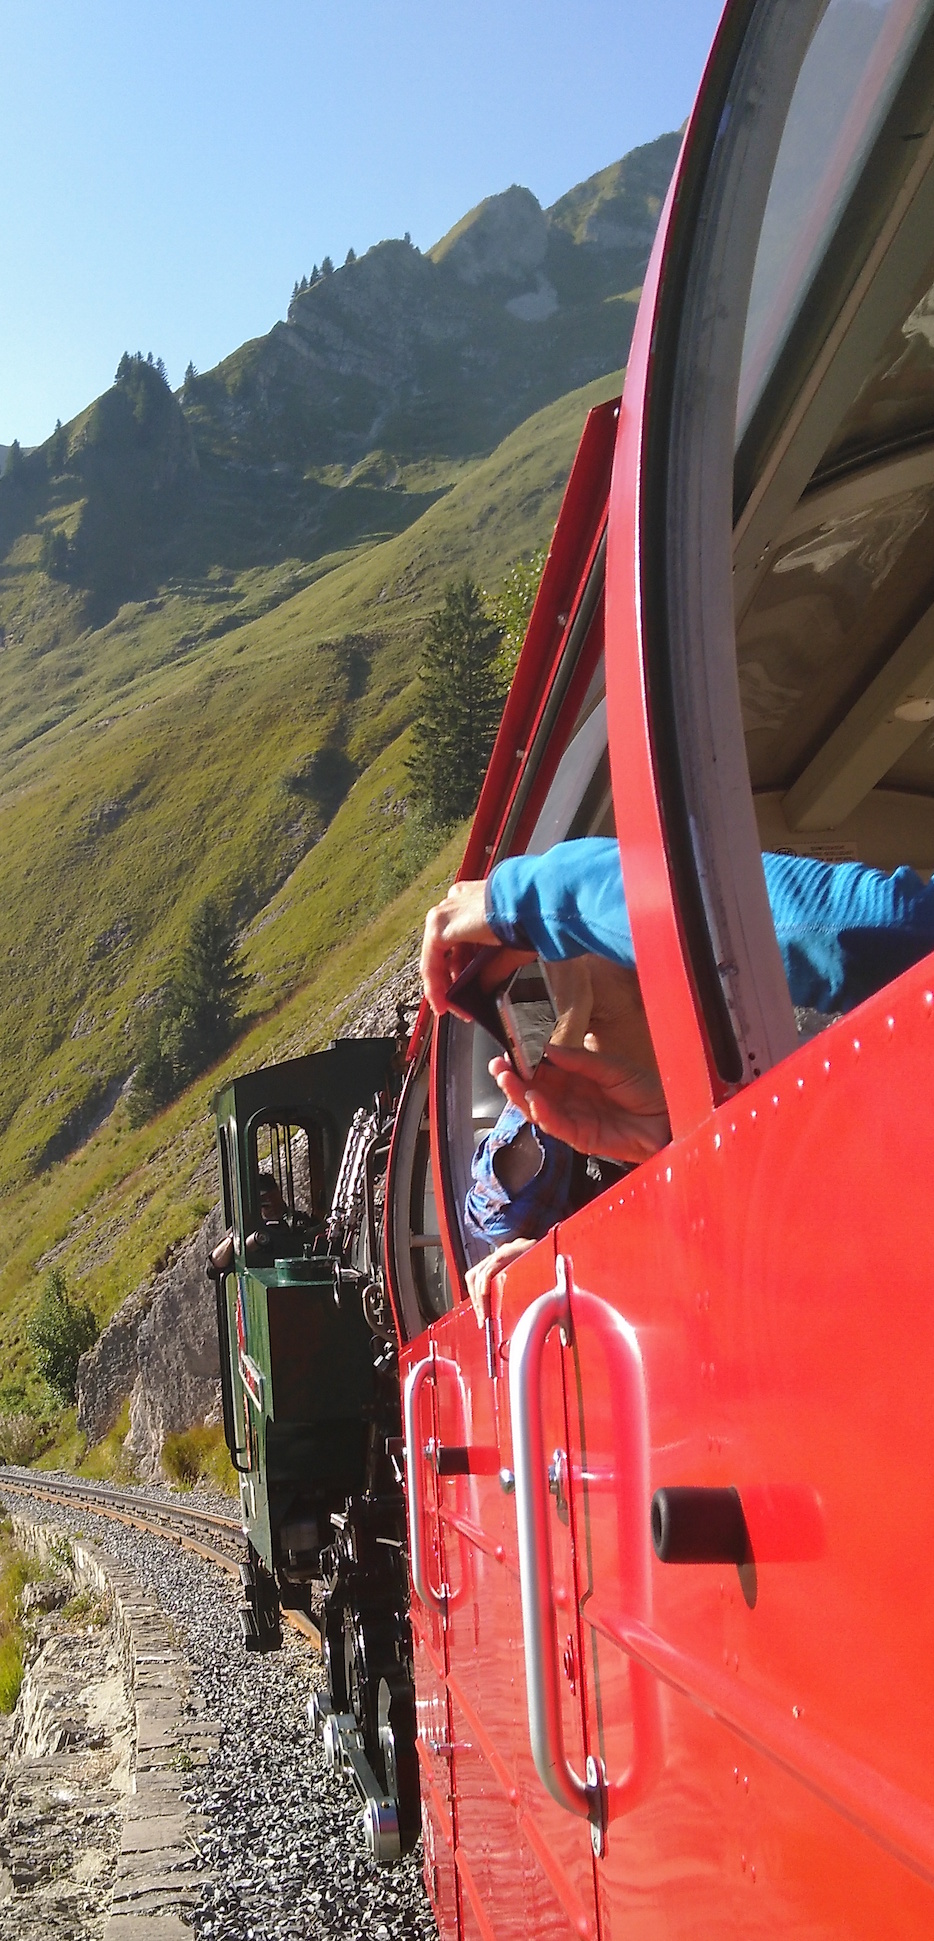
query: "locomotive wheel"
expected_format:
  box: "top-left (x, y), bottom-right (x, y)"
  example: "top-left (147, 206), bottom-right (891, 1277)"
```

top-left (377, 1673), bottom-right (420, 1848)
top-left (344, 1606), bottom-right (396, 1769)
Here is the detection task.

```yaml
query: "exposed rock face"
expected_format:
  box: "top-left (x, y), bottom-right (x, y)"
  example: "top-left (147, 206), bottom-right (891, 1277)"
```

top-left (433, 185), bottom-right (548, 285)
top-left (76, 1282), bottom-right (154, 1444)
top-left (198, 131), bottom-right (683, 472)
top-left (0, 1551), bottom-right (132, 1939)
top-left (125, 1203), bottom-right (225, 1480)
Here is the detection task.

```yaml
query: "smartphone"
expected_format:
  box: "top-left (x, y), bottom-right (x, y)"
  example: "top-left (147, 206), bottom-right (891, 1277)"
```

top-left (495, 962), bottom-right (559, 1082)
top-left (445, 952), bottom-right (559, 1080)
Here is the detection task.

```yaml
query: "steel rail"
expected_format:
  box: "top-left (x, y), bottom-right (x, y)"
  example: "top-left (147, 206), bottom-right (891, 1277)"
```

top-left (0, 1469), bottom-right (323, 1649)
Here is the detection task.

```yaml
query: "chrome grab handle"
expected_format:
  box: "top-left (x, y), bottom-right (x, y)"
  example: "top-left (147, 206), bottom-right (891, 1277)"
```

top-left (403, 1356), bottom-right (446, 1612)
top-left (509, 1256), bottom-right (597, 1826)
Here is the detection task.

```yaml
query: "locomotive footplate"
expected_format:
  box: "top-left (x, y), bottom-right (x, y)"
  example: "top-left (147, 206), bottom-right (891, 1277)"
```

top-left (309, 1690), bottom-right (402, 1865)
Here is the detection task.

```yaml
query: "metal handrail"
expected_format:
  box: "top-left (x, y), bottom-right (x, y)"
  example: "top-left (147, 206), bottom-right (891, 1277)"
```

top-left (509, 1256), bottom-right (594, 1823)
top-left (403, 1356), bottom-right (447, 1612)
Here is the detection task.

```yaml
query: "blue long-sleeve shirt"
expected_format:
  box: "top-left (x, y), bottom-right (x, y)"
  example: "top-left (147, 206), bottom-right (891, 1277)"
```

top-left (485, 839), bottom-right (934, 1015)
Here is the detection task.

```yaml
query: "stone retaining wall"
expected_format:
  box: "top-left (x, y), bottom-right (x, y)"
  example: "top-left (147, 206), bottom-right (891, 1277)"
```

top-left (11, 1517), bottom-right (217, 1939)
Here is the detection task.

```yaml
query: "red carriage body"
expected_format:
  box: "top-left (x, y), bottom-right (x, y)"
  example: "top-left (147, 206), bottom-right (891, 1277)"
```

top-left (385, 2), bottom-right (934, 1933)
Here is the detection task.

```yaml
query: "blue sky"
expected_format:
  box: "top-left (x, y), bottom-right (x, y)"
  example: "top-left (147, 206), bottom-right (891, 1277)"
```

top-left (0, 0), bottom-right (725, 447)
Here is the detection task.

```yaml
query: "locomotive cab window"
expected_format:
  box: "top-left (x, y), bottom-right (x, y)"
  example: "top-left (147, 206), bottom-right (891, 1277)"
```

top-left (246, 1115), bottom-right (325, 1239)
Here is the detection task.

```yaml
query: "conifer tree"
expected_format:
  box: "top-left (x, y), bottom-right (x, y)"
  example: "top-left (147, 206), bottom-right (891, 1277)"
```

top-left (345, 247), bottom-right (356, 265)
top-left (408, 577), bottom-right (504, 825)
top-left (47, 418), bottom-right (68, 476)
top-left (4, 438), bottom-right (23, 484)
top-left (128, 898), bottom-right (247, 1125)
top-left (321, 255), bottom-right (334, 276)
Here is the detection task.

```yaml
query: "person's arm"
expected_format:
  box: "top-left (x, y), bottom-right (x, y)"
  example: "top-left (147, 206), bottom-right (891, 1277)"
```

top-left (420, 842), bottom-right (632, 1015)
top-left (763, 852), bottom-right (934, 1012)
top-left (486, 839), bottom-right (635, 966)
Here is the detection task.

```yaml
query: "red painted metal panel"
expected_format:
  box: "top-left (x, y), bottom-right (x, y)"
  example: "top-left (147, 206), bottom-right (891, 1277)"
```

top-left (556, 961), bottom-right (934, 1932)
top-left (431, 1244), bottom-right (602, 1941)
top-left (459, 398), bottom-right (619, 884)
top-left (604, 7), bottom-right (742, 1137)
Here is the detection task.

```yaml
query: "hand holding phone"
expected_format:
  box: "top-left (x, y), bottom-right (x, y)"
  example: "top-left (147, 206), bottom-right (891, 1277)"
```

top-left (446, 952), bottom-right (559, 1079)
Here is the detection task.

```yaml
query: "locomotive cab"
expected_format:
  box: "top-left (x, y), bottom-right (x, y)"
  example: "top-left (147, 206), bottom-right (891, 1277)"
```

top-left (212, 1041), bottom-right (395, 1622)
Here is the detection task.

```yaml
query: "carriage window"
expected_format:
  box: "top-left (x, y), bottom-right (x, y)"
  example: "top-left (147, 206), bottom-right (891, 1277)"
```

top-left (738, 0), bottom-right (931, 443)
top-left (441, 621), bottom-right (633, 1273)
top-left (387, 1058), bottom-right (453, 1336)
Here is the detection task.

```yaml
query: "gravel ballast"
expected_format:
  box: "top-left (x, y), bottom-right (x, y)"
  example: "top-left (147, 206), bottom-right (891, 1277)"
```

top-left (0, 1480), bottom-right (436, 1941)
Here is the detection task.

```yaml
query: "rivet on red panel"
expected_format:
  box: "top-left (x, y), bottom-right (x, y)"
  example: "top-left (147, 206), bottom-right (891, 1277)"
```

top-left (885, 1015), bottom-right (895, 1035)
top-left (852, 1037), bottom-right (861, 1055)
top-left (924, 991), bottom-right (934, 1013)
top-left (714, 1132), bottom-right (722, 1151)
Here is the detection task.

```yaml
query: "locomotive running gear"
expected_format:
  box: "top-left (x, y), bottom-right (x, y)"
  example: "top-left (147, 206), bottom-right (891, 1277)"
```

top-left (485, 839), bottom-right (934, 1016)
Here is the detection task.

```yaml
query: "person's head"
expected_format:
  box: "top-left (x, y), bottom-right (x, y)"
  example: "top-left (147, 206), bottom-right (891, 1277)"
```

top-left (257, 1173), bottom-right (287, 1221)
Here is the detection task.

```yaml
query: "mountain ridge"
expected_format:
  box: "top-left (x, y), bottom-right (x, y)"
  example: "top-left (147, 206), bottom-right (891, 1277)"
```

top-left (0, 132), bottom-right (679, 1401)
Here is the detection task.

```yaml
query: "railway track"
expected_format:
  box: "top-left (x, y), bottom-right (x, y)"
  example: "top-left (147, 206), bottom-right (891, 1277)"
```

top-left (0, 1466), bottom-right (323, 1647)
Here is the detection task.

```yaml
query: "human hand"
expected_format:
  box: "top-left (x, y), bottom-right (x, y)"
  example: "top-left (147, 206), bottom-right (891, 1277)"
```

top-left (465, 1237), bottom-right (536, 1327)
top-left (490, 1040), bottom-right (670, 1164)
top-left (421, 879), bottom-right (527, 1014)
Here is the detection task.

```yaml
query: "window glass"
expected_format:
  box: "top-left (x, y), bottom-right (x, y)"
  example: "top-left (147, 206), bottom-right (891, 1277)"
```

top-left (249, 1118), bottom-right (322, 1225)
top-left (737, 0), bottom-right (932, 442)
top-left (445, 645), bottom-right (624, 1271)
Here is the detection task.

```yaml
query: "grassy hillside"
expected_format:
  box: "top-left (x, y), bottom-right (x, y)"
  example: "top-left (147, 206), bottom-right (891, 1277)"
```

top-left (0, 131), bottom-right (674, 1428)
top-left (0, 370), bottom-right (621, 1234)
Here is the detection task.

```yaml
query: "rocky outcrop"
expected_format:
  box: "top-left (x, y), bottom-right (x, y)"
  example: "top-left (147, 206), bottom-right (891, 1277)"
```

top-left (431, 185), bottom-right (548, 284)
top-left (197, 131), bottom-right (682, 473)
top-left (75, 1205), bottom-right (224, 1478)
top-left (125, 1205), bottom-right (225, 1480)
top-left (76, 1282), bottom-right (156, 1444)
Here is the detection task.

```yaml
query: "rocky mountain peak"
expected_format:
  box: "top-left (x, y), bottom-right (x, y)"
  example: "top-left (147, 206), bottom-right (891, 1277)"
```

top-left (429, 184), bottom-right (548, 285)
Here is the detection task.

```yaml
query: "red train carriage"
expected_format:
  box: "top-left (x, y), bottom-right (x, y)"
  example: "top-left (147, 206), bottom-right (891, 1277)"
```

top-left (384, 1), bottom-right (934, 1934)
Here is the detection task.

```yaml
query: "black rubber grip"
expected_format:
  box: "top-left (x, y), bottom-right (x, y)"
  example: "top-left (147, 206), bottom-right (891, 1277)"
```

top-left (651, 1486), bottom-right (749, 1564)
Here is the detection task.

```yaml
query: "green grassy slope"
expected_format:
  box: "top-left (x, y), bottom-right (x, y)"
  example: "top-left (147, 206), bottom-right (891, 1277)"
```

top-left (0, 370), bottom-right (622, 1215)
